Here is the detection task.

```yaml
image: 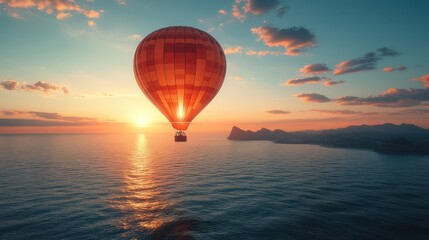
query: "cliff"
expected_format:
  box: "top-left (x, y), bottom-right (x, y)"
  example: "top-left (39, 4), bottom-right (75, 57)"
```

top-left (227, 123), bottom-right (429, 155)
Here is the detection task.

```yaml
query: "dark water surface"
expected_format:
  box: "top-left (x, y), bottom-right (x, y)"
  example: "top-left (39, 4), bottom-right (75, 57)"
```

top-left (0, 134), bottom-right (428, 240)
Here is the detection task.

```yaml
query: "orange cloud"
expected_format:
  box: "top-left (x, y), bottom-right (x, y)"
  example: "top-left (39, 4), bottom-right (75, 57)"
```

top-left (224, 46), bottom-right (243, 55)
top-left (295, 93), bottom-right (331, 103)
top-left (334, 88), bottom-right (429, 108)
top-left (311, 109), bottom-right (361, 115)
top-left (383, 66), bottom-right (407, 72)
top-left (266, 110), bottom-right (290, 114)
top-left (334, 47), bottom-right (399, 75)
top-left (413, 74), bottom-right (429, 88)
top-left (285, 76), bottom-right (325, 86)
top-left (0, 0), bottom-right (101, 20)
top-left (299, 63), bottom-right (330, 76)
top-left (231, 0), bottom-right (286, 20)
top-left (0, 80), bottom-right (20, 90)
top-left (87, 20), bottom-right (96, 27)
top-left (232, 3), bottom-right (245, 21)
top-left (323, 80), bottom-right (345, 87)
top-left (56, 11), bottom-right (71, 19)
top-left (251, 26), bottom-right (316, 56)
top-left (246, 50), bottom-right (282, 56)
top-left (0, 79), bottom-right (70, 94)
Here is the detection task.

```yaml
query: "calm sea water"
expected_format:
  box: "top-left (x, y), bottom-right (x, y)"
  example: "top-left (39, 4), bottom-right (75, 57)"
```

top-left (0, 133), bottom-right (428, 240)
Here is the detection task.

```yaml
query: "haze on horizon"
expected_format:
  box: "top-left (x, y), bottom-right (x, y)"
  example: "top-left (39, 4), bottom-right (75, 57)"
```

top-left (1, 0), bottom-right (429, 134)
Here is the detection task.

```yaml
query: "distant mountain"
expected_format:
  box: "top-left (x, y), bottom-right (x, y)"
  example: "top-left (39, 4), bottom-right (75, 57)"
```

top-left (227, 123), bottom-right (429, 155)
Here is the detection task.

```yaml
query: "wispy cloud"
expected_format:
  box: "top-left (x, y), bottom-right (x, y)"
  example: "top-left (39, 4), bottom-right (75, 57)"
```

top-left (251, 26), bottom-right (316, 56)
top-left (218, 9), bottom-right (227, 15)
top-left (413, 74), bottom-right (429, 88)
top-left (297, 87), bottom-right (429, 108)
top-left (266, 110), bottom-right (290, 114)
top-left (0, 0), bottom-right (101, 22)
top-left (383, 66), bottom-right (407, 72)
top-left (128, 34), bottom-right (142, 40)
top-left (224, 46), bottom-right (243, 55)
top-left (232, 2), bottom-right (245, 21)
top-left (323, 80), bottom-right (345, 87)
top-left (0, 110), bottom-right (123, 127)
top-left (284, 76), bottom-right (326, 86)
top-left (245, 50), bottom-right (282, 56)
top-left (116, 0), bottom-right (126, 6)
top-left (299, 63), bottom-right (330, 76)
top-left (0, 79), bottom-right (70, 95)
top-left (333, 47), bottom-right (399, 75)
top-left (311, 109), bottom-right (361, 115)
top-left (87, 20), bottom-right (96, 27)
top-left (295, 93), bottom-right (331, 103)
top-left (0, 110), bottom-right (94, 122)
top-left (0, 80), bottom-right (20, 90)
top-left (334, 88), bottom-right (429, 108)
top-left (244, 0), bottom-right (284, 16)
top-left (390, 109), bottom-right (429, 115)
top-left (232, 0), bottom-right (286, 20)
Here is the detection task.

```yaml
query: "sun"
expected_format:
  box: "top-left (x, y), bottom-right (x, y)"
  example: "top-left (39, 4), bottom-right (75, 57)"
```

top-left (134, 117), bottom-right (150, 128)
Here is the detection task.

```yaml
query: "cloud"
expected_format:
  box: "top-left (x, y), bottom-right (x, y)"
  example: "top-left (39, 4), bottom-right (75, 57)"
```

top-left (295, 93), bottom-right (331, 103)
top-left (377, 47), bottom-right (399, 57)
top-left (311, 109), bottom-right (361, 115)
top-left (335, 88), bottom-right (429, 108)
top-left (116, 0), bottom-right (126, 6)
top-left (323, 80), bottom-right (345, 86)
top-left (266, 110), bottom-right (290, 114)
top-left (284, 76), bottom-right (325, 86)
top-left (245, 50), bottom-right (282, 56)
top-left (0, 79), bottom-right (70, 94)
top-left (0, 80), bottom-right (20, 90)
top-left (299, 63), bottom-right (330, 76)
top-left (333, 47), bottom-right (399, 75)
top-left (0, 110), bottom-right (123, 128)
top-left (128, 34), bottom-right (142, 40)
top-left (0, 0), bottom-right (101, 20)
top-left (232, 3), bottom-right (245, 21)
top-left (244, 0), bottom-right (283, 15)
top-left (218, 9), bottom-right (227, 15)
top-left (413, 74), bottom-right (429, 88)
top-left (251, 26), bottom-right (316, 56)
top-left (56, 11), bottom-right (71, 19)
top-left (383, 66), bottom-right (407, 72)
top-left (333, 52), bottom-right (380, 75)
top-left (233, 76), bottom-right (244, 81)
top-left (231, 0), bottom-right (286, 20)
top-left (390, 109), bottom-right (429, 115)
top-left (87, 20), bottom-right (96, 27)
top-left (0, 110), bottom-right (95, 122)
top-left (224, 46), bottom-right (243, 55)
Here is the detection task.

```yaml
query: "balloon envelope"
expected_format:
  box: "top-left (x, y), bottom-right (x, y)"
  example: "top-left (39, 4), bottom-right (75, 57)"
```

top-left (134, 26), bottom-right (226, 130)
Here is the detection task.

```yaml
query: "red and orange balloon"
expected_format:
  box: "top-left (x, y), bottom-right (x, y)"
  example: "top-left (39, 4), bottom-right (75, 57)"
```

top-left (133, 26), bottom-right (226, 140)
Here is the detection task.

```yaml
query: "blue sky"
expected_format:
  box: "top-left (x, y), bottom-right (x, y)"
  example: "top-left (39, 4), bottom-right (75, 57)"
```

top-left (1, 0), bottom-right (429, 133)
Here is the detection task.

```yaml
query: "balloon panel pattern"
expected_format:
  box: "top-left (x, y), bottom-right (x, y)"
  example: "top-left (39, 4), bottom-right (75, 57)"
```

top-left (134, 26), bottom-right (226, 130)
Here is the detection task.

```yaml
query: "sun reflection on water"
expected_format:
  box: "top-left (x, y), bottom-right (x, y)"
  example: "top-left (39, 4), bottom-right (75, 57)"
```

top-left (111, 134), bottom-right (173, 235)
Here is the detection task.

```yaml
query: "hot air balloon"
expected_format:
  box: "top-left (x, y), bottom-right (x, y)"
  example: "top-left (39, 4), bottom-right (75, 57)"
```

top-left (134, 26), bottom-right (226, 142)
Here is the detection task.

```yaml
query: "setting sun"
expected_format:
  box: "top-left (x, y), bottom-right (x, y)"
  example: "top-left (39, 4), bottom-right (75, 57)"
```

top-left (134, 117), bottom-right (151, 128)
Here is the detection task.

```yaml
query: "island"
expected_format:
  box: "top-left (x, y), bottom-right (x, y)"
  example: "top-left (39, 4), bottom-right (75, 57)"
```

top-left (227, 123), bottom-right (429, 155)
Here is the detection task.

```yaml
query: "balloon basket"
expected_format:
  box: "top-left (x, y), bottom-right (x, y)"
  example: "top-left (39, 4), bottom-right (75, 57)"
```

top-left (175, 131), bottom-right (187, 142)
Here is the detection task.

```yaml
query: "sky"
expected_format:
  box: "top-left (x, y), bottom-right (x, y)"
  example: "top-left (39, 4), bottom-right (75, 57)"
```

top-left (1, 0), bottom-right (429, 134)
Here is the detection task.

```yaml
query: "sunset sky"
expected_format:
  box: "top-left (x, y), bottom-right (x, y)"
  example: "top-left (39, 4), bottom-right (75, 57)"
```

top-left (1, 0), bottom-right (429, 134)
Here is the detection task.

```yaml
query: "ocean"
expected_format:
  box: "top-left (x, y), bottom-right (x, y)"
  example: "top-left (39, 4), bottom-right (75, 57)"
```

top-left (0, 133), bottom-right (428, 240)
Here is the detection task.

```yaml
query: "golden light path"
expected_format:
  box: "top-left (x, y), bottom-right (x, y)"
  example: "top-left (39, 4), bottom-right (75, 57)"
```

top-left (112, 134), bottom-right (173, 235)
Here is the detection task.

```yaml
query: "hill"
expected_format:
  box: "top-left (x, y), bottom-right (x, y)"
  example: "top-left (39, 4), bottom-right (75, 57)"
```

top-left (227, 123), bottom-right (429, 155)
